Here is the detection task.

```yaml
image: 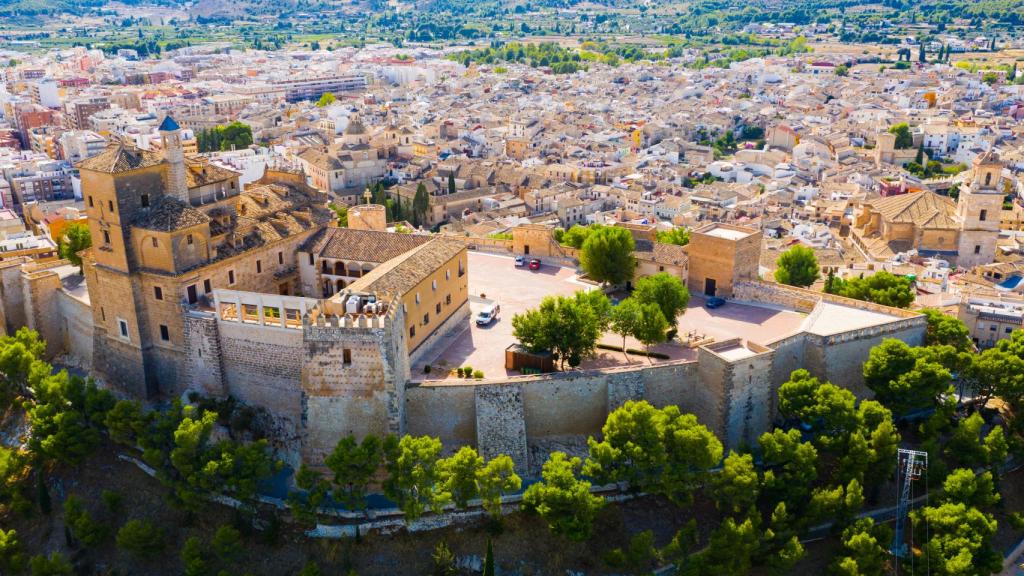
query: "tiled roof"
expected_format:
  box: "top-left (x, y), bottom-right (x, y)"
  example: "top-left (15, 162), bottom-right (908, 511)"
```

top-left (346, 238), bottom-right (465, 297)
top-left (77, 144), bottom-right (163, 173)
top-left (869, 191), bottom-right (958, 230)
top-left (302, 227), bottom-right (431, 263)
top-left (133, 196), bottom-right (210, 232)
top-left (185, 158), bottom-right (239, 188)
top-left (635, 240), bottom-right (688, 267)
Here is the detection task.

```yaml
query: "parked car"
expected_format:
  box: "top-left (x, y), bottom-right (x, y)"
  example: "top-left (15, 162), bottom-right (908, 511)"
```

top-left (476, 303), bottom-right (500, 325)
top-left (528, 259), bottom-right (541, 270)
top-left (514, 255), bottom-right (525, 267)
top-left (705, 296), bottom-right (726, 309)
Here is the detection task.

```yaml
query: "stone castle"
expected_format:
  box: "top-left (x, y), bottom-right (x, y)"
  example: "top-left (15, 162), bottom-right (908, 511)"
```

top-left (0, 116), bottom-right (927, 473)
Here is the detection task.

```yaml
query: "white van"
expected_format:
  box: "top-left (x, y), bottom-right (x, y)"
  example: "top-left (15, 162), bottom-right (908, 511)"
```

top-left (475, 303), bottom-right (500, 325)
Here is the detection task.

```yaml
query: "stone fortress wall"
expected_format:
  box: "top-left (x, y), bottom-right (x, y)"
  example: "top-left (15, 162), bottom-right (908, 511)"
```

top-left (2, 253), bottom-right (927, 476)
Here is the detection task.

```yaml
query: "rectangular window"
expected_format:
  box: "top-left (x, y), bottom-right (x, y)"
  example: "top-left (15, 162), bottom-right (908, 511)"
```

top-left (409, 325), bottom-right (416, 338)
top-left (278, 252), bottom-right (284, 265)
top-left (118, 319), bottom-right (129, 339)
top-left (436, 303), bottom-right (441, 314)
top-left (88, 196), bottom-right (93, 208)
top-left (151, 237), bottom-right (158, 248)
top-left (446, 294), bottom-right (452, 305)
top-left (100, 307), bottom-right (105, 321)
top-left (159, 325), bottom-right (169, 341)
top-left (423, 313), bottom-right (429, 325)
top-left (102, 230), bottom-right (110, 244)
top-left (141, 194), bottom-right (150, 208)
top-left (991, 325), bottom-right (997, 331)
top-left (308, 253), bottom-right (314, 266)
top-left (256, 260), bottom-right (262, 274)
top-left (153, 286), bottom-right (163, 300)
top-left (1006, 327), bottom-right (1013, 334)
top-left (228, 270), bottom-right (235, 285)
top-left (975, 245), bottom-right (982, 254)
top-left (980, 209), bottom-right (988, 221)
top-left (187, 285), bottom-right (198, 304)
top-left (187, 234), bottom-right (194, 245)
top-left (203, 279), bottom-right (211, 293)
top-left (108, 200), bottom-right (114, 212)
top-left (343, 348), bottom-right (352, 365)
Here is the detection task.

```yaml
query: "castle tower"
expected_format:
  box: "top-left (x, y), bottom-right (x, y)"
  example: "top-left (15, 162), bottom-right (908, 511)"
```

top-left (955, 151), bottom-right (1004, 269)
top-left (159, 115), bottom-right (189, 203)
top-left (875, 132), bottom-right (896, 168)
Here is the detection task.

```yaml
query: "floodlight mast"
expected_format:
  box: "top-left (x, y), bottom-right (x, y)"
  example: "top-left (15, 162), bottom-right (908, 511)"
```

top-left (892, 448), bottom-right (928, 576)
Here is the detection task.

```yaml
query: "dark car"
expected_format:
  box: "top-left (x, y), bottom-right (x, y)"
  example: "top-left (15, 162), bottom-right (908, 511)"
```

top-left (528, 259), bottom-right (541, 270)
top-left (705, 296), bottom-right (726, 309)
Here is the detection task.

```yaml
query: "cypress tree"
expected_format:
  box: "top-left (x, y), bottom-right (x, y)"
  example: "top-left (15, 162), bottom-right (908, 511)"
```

top-left (483, 539), bottom-right (494, 576)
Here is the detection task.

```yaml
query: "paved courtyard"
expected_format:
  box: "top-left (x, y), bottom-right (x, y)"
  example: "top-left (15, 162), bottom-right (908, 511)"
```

top-left (418, 252), bottom-right (810, 380)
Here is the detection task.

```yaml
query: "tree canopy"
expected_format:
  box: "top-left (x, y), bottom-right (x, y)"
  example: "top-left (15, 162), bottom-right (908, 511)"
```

top-left (580, 226), bottom-right (636, 285)
top-left (773, 245), bottom-right (819, 287)
top-left (826, 271), bottom-right (915, 308)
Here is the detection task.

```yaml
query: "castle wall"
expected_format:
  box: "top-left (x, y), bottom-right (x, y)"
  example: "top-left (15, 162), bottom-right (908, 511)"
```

top-left (57, 289), bottom-right (94, 370)
top-left (300, 310), bottom-right (407, 464)
top-left (0, 258), bottom-right (28, 334)
top-left (218, 318), bottom-right (304, 429)
top-left (182, 311), bottom-right (226, 398)
top-left (21, 269), bottom-right (63, 359)
top-left (405, 360), bottom-right (712, 473)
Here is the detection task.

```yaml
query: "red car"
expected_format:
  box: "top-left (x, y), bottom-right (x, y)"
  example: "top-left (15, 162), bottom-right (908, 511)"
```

top-left (528, 259), bottom-right (541, 270)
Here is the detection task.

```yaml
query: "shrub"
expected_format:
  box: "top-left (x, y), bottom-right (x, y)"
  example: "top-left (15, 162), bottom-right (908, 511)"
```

top-left (213, 525), bottom-right (243, 562)
top-left (116, 519), bottom-right (165, 559)
top-left (455, 368), bottom-right (465, 378)
top-left (473, 370), bottom-right (484, 379)
top-left (29, 552), bottom-right (72, 576)
top-left (462, 366), bottom-right (473, 377)
top-left (101, 489), bottom-right (123, 513)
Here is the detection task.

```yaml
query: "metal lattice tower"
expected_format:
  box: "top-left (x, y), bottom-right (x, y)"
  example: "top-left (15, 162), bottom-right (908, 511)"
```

top-left (892, 448), bottom-right (928, 574)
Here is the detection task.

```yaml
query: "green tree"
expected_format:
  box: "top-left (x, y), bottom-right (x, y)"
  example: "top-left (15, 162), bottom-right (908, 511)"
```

top-left (63, 494), bottom-right (107, 548)
top-left (325, 434), bottom-right (383, 512)
top-left (317, 93), bottom-right (336, 107)
top-left (912, 502), bottom-right (1000, 576)
top-left (632, 302), bottom-right (668, 360)
top-left (289, 463), bottom-right (330, 525)
top-left (941, 468), bottom-right (999, 509)
top-left (57, 222), bottom-right (91, 274)
top-left (116, 519), bottom-right (165, 559)
top-left (656, 227), bottom-right (690, 246)
top-left (412, 182), bottom-right (429, 227)
top-left (559, 224), bottom-right (598, 248)
top-left (483, 539), bottom-right (494, 576)
top-left (476, 454), bottom-right (521, 520)
top-left (773, 245), bottom-right (819, 287)
top-left (329, 203), bottom-right (348, 227)
top-left (609, 298), bottom-right (642, 358)
top-left (584, 401), bottom-right (722, 505)
top-left (522, 452), bottom-right (604, 541)
top-left (28, 552), bottom-right (72, 576)
top-left (212, 525), bottom-right (243, 563)
top-left (447, 172), bottom-right (456, 195)
top-left (0, 528), bottom-right (25, 573)
top-left (632, 272), bottom-right (689, 327)
top-left (298, 560), bottom-right (322, 576)
top-left (215, 121), bottom-right (253, 151)
top-left (432, 541), bottom-right (457, 576)
top-left (831, 518), bottom-right (891, 576)
top-left (835, 63), bottom-right (849, 76)
top-left (758, 428), bottom-right (818, 506)
top-left (888, 123), bottom-right (914, 149)
top-left (688, 515), bottom-right (759, 576)
top-left (103, 399), bottom-right (147, 446)
top-left (181, 536), bottom-right (208, 576)
top-left (828, 271), bottom-right (915, 308)
top-left (511, 293), bottom-right (602, 369)
top-left (438, 446), bottom-right (483, 508)
top-left (921, 308), bottom-right (972, 351)
top-left (580, 226), bottom-right (636, 285)
top-left (712, 451), bottom-right (759, 514)
top-left (862, 339), bottom-right (951, 414)
top-left (383, 435), bottom-right (449, 521)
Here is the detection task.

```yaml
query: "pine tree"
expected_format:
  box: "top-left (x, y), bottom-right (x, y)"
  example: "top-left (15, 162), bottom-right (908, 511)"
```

top-left (918, 43), bottom-right (926, 63)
